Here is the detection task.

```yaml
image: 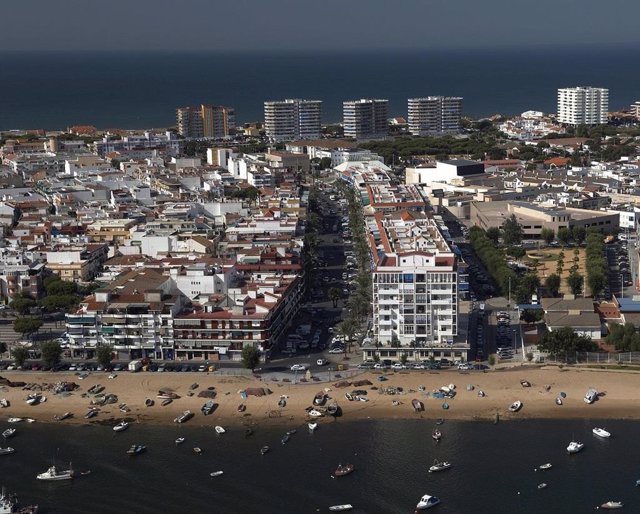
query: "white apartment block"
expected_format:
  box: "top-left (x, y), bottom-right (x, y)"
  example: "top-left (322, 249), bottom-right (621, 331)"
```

top-left (408, 97), bottom-right (463, 136)
top-left (343, 99), bottom-right (389, 139)
top-left (264, 99), bottom-right (322, 142)
top-left (557, 87), bottom-right (609, 125)
top-left (370, 211), bottom-right (458, 347)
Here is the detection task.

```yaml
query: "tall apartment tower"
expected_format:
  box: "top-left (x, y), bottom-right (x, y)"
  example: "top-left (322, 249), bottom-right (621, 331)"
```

top-left (408, 96), bottom-right (463, 136)
top-left (557, 87), bottom-right (609, 125)
top-left (263, 99), bottom-right (322, 142)
top-left (343, 99), bottom-right (389, 139)
top-left (176, 104), bottom-right (235, 138)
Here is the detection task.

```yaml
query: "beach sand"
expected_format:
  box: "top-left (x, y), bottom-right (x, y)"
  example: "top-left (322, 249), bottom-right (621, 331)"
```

top-left (0, 366), bottom-right (639, 430)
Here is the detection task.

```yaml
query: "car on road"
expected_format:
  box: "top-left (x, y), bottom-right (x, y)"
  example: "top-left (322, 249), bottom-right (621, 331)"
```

top-left (316, 358), bottom-right (328, 366)
top-left (328, 347), bottom-right (344, 354)
top-left (290, 364), bottom-right (308, 372)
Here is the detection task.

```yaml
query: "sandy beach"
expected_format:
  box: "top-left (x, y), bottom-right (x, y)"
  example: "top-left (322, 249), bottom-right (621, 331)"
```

top-left (1, 366), bottom-right (639, 430)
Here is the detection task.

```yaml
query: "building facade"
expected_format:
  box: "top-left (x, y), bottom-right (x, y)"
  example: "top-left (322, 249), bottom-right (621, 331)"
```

top-left (343, 99), bottom-right (389, 139)
top-left (176, 104), bottom-right (235, 138)
top-left (263, 99), bottom-right (322, 142)
top-left (557, 87), bottom-right (609, 125)
top-left (408, 96), bottom-right (463, 136)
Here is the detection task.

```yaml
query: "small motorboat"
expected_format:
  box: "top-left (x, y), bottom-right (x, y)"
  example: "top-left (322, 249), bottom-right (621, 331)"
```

top-left (600, 501), bottom-right (624, 509)
top-left (478, 390), bottom-right (486, 398)
top-left (520, 380), bottom-right (531, 388)
top-left (432, 429), bottom-right (442, 442)
top-left (537, 483), bottom-right (547, 490)
top-left (567, 441), bottom-right (584, 454)
top-left (286, 429), bottom-right (297, 436)
top-left (509, 400), bottom-right (523, 412)
top-left (334, 463), bottom-right (354, 477)
top-left (174, 411), bottom-right (193, 424)
top-left (127, 445), bottom-right (146, 455)
top-left (428, 460), bottom-right (451, 473)
top-left (345, 393), bottom-right (354, 401)
top-left (0, 446), bottom-right (15, 455)
top-left (308, 422), bottom-right (318, 432)
top-left (175, 437), bottom-right (185, 445)
top-left (278, 397), bottom-right (287, 408)
top-left (113, 421), bottom-right (129, 432)
top-left (435, 418), bottom-right (444, 425)
top-left (260, 445), bottom-right (270, 455)
top-left (308, 409), bottom-right (323, 418)
top-left (416, 494), bottom-right (441, 510)
top-left (2, 428), bottom-right (16, 439)
top-left (145, 398), bottom-right (154, 407)
top-left (193, 447), bottom-right (203, 455)
top-left (555, 397), bottom-right (563, 405)
top-left (85, 409), bottom-right (98, 419)
top-left (281, 434), bottom-right (290, 445)
top-left (329, 505), bottom-right (353, 512)
top-left (214, 425), bottom-right (226, 435)
top-left (314, 392), bottom-right (327, 406)
top-left (7, 418), bottom-right (23, 424)
top-left (237, 404), bottom-right (246, 412)
top-left (593, 427), bottom-right (611, 438)
top-left (412, 399), bottom-right (424, 412)
top-left (161, 399), bottom-right (173, 407)
top-left (210, 471), bottom-right (224, 477)
top-left (538, 463), bottom-right (553, 470)
top-left (80, 470), bottom-right (92, 476)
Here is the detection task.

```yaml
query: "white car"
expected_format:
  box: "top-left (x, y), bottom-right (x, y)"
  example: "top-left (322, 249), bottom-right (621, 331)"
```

top-left (328, 348), bottom-right (344, 354)
top-left (391, 363), bottom-right (407, 370)
top-left (290, 364), bottom-right (307, 372)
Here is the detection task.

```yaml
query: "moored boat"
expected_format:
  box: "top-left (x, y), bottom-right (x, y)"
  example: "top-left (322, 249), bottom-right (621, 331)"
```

top-left (175, 437), bottom-right (185, 445)
top-left (36, 464), bottom-right (73, 481)
top-left (538, 463), bottom-right (553, 470)
top-left (260, 445), bottom-right (270, 455)
top-left (537, 483), bottom-right (547, 489)
top-left (113, 421), bottom-right (129, 432)
top-left (7, 418), bottom-right (22, 424)
top-left (0, 487), bottom-right (38, 514)
top-left (600, 501), bottom-right (623, 509)
top-left (126, 445), bottom-right (146, 456)
top-left (567, 441), bottom-right (584, 454)
top-left (2, 429), bottom-right (16, 439)
top-left (0, 447), bottom-right (15, 455)
top-left (214, 425), bottom-right (225, 434)
top-left (308, 422), bottom-right (318, 432)
top-left (281, 433), bottom-right (290, 445)
top-left (428, 460), bottom-right (451, 473)
top-left (592, 427), bottom-right (611, 438)
top-left (432, 429), bottom-right (442, 442)
top-left (210, 471), bottom-right (224, 477)
top-left (334, 463), bottom-right (354, 477)
top-left (329, 505), bottom-right (353, 512)
top-left (193, 447), bottom-right (202, 455)
top-left (416, 494), bottom-right (441, 510)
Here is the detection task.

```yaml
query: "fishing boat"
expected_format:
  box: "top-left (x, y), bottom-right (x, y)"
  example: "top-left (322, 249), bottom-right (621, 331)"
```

top-left (308, 422), bottom-right (318, 432)
top-left (334, 463), bottom-right (354, 477)
top-left (412, 399), bottom-right (424, 412)
top-left (193, 447), bottom-right (202, 455)
top-left (145, 398), bottom-right (154, 407)
top-left (53, 412), bottom-right (71, 422)
top-left (113, 421), bottom-right (129, 432)
top-left (161, 399), bottom-right (172, 407)
top-left (416, 494), bottom-right (441, 510)
top-left (432, 429), bottom-right (442, 442)
top-left (174, 411), bottom-right (193, 424)
top-left (0, 447), bottom-right (14, 455)
top-left (428, 460), bottom-right (451, 473)
top-left (509, 400), bottom-right (523, 412)
top-left (329, 505), bottom-right (353, 512)
top-left (599, 501), bottom-right (623, 509)
top-left (210, 471), bottom-right (224, 477)
top-left (592, 427), bottom-right (611, 438)
top-left (175, 437), bottom-right (185, 445)
top-left (538, 463), bottom-right (553, 470)
top-left (126, 445), bottom-right (146, 456)
top-left (281, 433), bottom-right (290, 445)
top-left (537, 483), bottom-right (547, 489)
top-left (2, 429), bottom-right (15, 439)
top-left (214, 426), bottom-right (226, 435)
top-left (0, 487), bottom-right (38, 513)
top-left (36, 464), bottom-right (74, 481)
top-left (567, 441), bottom-right (584, 454)
top-left (260, 445), bottom-right (270, 455)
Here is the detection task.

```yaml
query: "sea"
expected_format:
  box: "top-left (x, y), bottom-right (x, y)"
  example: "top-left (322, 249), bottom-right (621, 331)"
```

top-left (1, 46), bottom-right (640, 131)
top-left (2, 418), bottom-right (640, 513)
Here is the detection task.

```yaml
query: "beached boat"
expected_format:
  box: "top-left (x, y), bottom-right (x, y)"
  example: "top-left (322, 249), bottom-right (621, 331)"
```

top-left (600, 501), bottom-right (623, 509)
top-left (567, 441), bottom-right (584, 454)
top-left (210, 471), bottom-right (223, 477)
top-left (278, 396), bottom-right (287, 408)
top-left (329, 505), bottom-right (353, 512)
top-left (214, 426), bottom-right (225, 435)
top-left (145, 398), bottom-right (154, 407)
top-left (281, 433), bottom-right (290, 445)
top-left (592, 427), bottom-right (611, 438)
top-left (538, 483), bottom-right (547, 489)
top-left (237, 404), bottom-right (246, 412)
top-left (555, 397), bottom-right (563, 405)
top-left (308, 409), bottom-right (323, 418)
top-left (334, 463), bottom-right (354, 477)
top-left (175, 437), bottom-right (185, 445)
top-left (190, 383), bottom-right (199, 390)
top-left (161, 399), bottom-right (172, 407)
top-left (432, 429), bottom-right (442, 442)
top-left (2, 429), bottom-right (16, 439)
top-left (308, 422), bottom-right (318, 432)
top-left (84, 409), bottom-right (98, 419)
top-left (157, 392), bottom-right (180, 400)
top-left (193, 447), bottom-right (202, 455)
top-left (0, 487), bottom-right (38, 514)
top-left (174, 411), bottom-right (193, 424)
top-left (127, 445), bottom-right (146, 456)
top-left (202, 401), bottom-right (217, 416)
top-left (538, 463), bottom-right (553, 470)
top-left (36, 464), bottom-right (73, 481)
top-left (428, 460), bottom-right (451, 473)
top-left (412, 399), bottom-right (424, 413)
top-left (478, 390), bottom-right (486, 398)
top-left (313, 392), bottom-right (327, 406)
top-left (0, 399), bottom-right (8, 408)
top-left (416, 494), bottom-right (441, 510)
top-left (113, 421), bottom-right (129, 432)
top-left (584, 389), bottom-right (598, 404)
top-left (7, 418), bottom-right (22, 424)
top-left (509, 401), bottom-right (523, 413)
top-left (54, 412), bottom-right (71, 422)
top-left (344, 393), bottom-right (354, 401)
top-left (0, 447), bottom-right (15, 455)
top-left (520, 380), bottom-right (531, 388)
top-left (260, 445), bottom-right (270, 455)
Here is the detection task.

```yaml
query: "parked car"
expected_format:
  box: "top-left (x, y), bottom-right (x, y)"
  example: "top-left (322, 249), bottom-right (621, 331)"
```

top-left (290, 364), bottom-right (307, 372)
top-left (316, 358), bottom-right (328, 366)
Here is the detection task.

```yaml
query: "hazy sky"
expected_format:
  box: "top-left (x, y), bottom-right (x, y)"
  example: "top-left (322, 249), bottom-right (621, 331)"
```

top-left (2, 0), bottom-right (639, 52)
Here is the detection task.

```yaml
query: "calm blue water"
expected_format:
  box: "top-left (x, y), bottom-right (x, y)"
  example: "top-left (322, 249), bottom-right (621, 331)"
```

top-left (1, 418), bottom-right (639, 513)
top-left (0, 47), bottom-right (639, 130)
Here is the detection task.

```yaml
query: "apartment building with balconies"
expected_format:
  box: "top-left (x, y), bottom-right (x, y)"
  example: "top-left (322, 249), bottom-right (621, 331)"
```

top-left (557, 86), bottom-right (609, 126)
top-left (343, 99), bottom-right (389, 139)
top-left (408, 96), bottom-right (463, 136)
top-left (264, 99), bottom-right (322, 142)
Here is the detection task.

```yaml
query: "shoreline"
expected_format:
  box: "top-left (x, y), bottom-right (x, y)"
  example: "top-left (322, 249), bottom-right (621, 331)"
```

top-left (1, 367), bottom-right (639, 430)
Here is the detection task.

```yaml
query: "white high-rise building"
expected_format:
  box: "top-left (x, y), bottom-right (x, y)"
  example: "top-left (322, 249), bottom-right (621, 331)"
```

top-left (408, 96), bottom-right (463, 136)
top-left (264, 99), bottom-right (322, 142)
top-left (343, 99), bottom-right (389, 139)
top-left (557, 87), bottom-right (608, 125)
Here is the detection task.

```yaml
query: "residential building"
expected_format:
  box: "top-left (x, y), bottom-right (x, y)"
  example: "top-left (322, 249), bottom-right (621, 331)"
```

top-left (45, 243), bottom-right (109, 282)
top-left (176, 104), bottom-right (235, 138)
top-left (406, 159), bottom-right (485, 185)
top-left (263, 99), bottom-right (322, 142)
top-left (408, 96), bottom-right (463, 136)
top-left (343, 99), bottom-right (389, 139)
top-left (557, 87), bottom-right (609, 125)
top-left (0, 261), bottom-right (45, 302)
top-left (631, 101), bottom-right (640, 121)
top-left (93, 131), bottom-right (182, 157)
top-left (541, 297), bottom-right (601, 339)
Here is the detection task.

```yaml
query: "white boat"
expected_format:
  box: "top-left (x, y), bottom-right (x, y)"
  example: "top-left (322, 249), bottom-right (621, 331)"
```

top-left (214, 426), bottom-right (225, 435)
top-left (113, 421), bottom-right (129, 432)
top-left (592, 427), bottom-right (611, 438)
top-left (537, 483), bottom-right (547, 489)
top-left (416, 494), bottom-right (441, 510)
top-left (209, 471), bottom-right (224, 477)
top-left (36, 464), bottom-right (74, 481)
top-left (538, 463), bottom-right (553, 470)
top-left (428, 460), bottom-right (451, 473)
top-left (2, 429), bottom-right (15, 439)
top-left (600, 501), bottom-right (624, 509)
top-left (0, 487), bottom-right (38, 514)
top-left (175, 437), bottom-right (185, 445)
top-left (509, 400), bottom-right (523, 412)
top-left (25, 419), bottom-right (35, 424)
top-left (308, 422), bottom-right (318, 431)
top-left (329, 505), bottom-right (353, 512)
top-left (0, 399), bottom-right (8, 408)
top-left (0, 447), bottom-right (15, 455)
top-left (193, 447), bottom-right (202, 455)
top-left (7, 418), bottom-right (23, 424)
top-left (567, 441), bottom-right (584, 454)
top-left (584, 389), bottom-right (598, 404)
top-left (174, 411), bottom-right (193, 424)
top-left (308, 409), bottom-right (323, 418)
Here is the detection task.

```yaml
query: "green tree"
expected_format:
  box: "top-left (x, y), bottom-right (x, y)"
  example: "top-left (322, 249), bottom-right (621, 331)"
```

top-left (318, 157), bottom-right (332, 169)
top-left (13, 317), bottom-right (43, 338)
top-left (0, 342), bottom-right (6, 356)
top-left (572, 226), bottom-right (586, 245)
top-left (12, 346), bottom-right (29, 367)
top-left (545, 273), bottom-right (561, 297)
top-left (566, 272), bottom-right (583, 296)
top-left (38, 295), bottom-right (80, 313)
top-left (399, 353), bottom-right (408, 365)
top-left (41, 341), bottom-right (62, 369)
top-left (540, 228), bottom-right (555, 245)
top-left (501, 215), bottom-right (524, 246)
top-left (538, 327), bottom-right (597, 357)
top-left (96, 345), bottom-right (113, 369)
top-left (328, 287), bottom-right (342, 308)
top-left (587, 271), bottom-right (606, 298)
top-left (520, 309), bottom-right (544, 323)
top-left (45, 279), bottom-right (77, 296)
top-left (485, 227), bottom-right (501, 245)
top-left (507, 246), bottom-right (526, 259)
top-left (556, 227), bottom-right (572, 246)
top-left (241, 346), bottom-right (260, 370)
top-left (10, 297), bottom-right (36, 315)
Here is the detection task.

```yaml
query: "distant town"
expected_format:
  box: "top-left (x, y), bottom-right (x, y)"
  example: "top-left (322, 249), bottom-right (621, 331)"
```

top-left (1, 85), bottom-right (640, 374)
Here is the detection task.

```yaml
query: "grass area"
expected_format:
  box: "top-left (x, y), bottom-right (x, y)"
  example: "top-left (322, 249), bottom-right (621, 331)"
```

top-left (530, 247), bottom-right (591, 296)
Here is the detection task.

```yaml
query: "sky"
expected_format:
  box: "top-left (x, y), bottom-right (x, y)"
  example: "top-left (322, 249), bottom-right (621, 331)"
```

top-left (1, 0), bottom-right (639, 52)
